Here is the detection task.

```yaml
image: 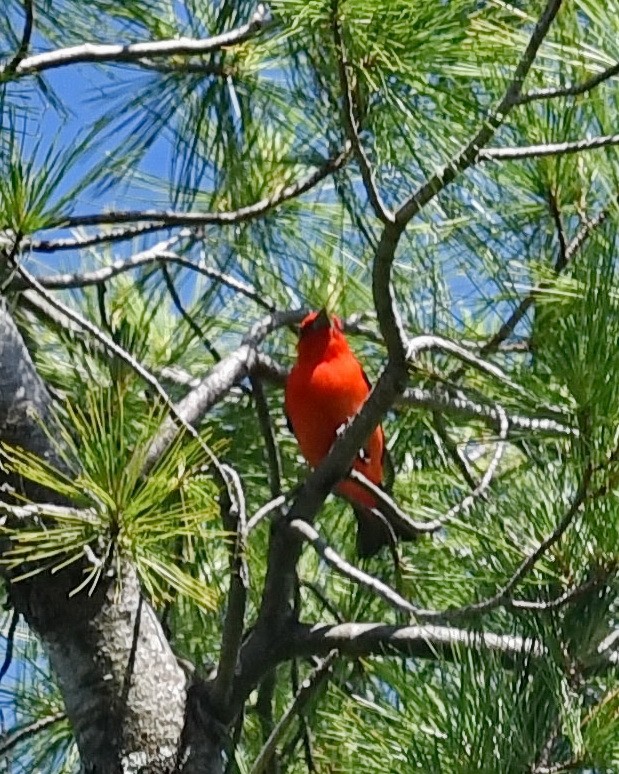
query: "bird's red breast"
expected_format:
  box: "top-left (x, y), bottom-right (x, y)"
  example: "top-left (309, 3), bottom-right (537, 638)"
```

top-left (284, 309), bottom-right (384, 532)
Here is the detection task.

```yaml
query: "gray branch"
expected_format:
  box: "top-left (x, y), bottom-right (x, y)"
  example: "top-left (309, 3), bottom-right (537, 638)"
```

top-left (35, 148), bottom-right (350, 233)
top-left (291, 622), bottom-right (545, 665)
top-left (480, 133), bottom-right (619, 161)
top-left (515, 61), bottom-right (619, 104)
top-left (0, 5), bottom-right (269, 78)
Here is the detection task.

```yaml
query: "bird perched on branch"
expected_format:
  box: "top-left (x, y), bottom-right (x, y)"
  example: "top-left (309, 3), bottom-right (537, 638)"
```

top-left (285, 308), bottom-right (413, 557)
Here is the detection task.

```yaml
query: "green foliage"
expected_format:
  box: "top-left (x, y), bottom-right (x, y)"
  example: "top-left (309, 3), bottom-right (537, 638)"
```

top-left (1, 0), bottom-right (619, 772)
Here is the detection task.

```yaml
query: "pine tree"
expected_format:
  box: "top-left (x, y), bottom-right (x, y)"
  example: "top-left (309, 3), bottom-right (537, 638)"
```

top-left (0, 1), bottom-right (618, 771)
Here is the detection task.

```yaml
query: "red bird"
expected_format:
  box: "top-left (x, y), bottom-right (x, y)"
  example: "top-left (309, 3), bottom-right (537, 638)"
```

top-left (285, 308), bottom-right (409, 557)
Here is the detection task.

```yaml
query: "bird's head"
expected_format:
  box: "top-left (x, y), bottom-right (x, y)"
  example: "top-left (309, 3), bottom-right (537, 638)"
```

top-left (297, 308), bottom-right (347, 360)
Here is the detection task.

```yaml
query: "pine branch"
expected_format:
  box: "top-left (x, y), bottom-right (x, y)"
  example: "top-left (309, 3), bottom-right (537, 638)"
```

top-left (249, 653), bottom-right (337, 774)
top-left (35, 148), bottom-right (351, 232)
top-left (372, 0), bottom-right (564, 361)
top-left (291, 622), bottom-right (545, 666)
top-left (516, 61), bottom-right (619, 104)
top-left (0, 712), bottom-right (67, 757)
top-left (481, 133), bottom-right (619, 161)
top-left (0, 5), bottom-right (270, 78)
top-left (212, 465), bottom-right (249, 714)
top-left (1, 0), bottom-right (34, 77)
top-left (331, 0), bottom-right (394, 224)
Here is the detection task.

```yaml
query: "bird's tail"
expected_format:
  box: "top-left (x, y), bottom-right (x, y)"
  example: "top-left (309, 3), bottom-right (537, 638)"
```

top-left (353, 504), bottom-right (417, 558)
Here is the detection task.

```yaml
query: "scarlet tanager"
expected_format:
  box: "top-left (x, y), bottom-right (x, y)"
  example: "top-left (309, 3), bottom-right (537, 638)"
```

top-left (285, 308), bottom-right (412, 557)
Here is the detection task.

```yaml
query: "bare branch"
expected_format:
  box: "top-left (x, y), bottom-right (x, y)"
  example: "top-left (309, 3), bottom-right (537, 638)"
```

top-left (11, 234), bottom-right (185, 290)
top-left (291, 622), bottom-right (545, 665)
top-left (249, 653), bottom-right (337, 774)
top-left (37, 148), bottom-right (351, 232)
top-left (247, 495), bottom-right (287, 533)
top-left (401, 387), bottom-right (576, 437)
top-left (480, 133), bottom-right (619, 161)
top-left (331, 0), bottom-right (394, 224)
top-left (373, 0), bottom-right (563, 360)
top-left (0, 609), bottom-right (18, 683)
top-left (2, 0), bottom-right (34, 77)
top-left (0, 5), bottom-right (269, 78)
top-left (27, 224), bottom-right (168, 253)
top-left (516, 61), bottom-right (619, 105)
top-left (289, 519), bottom-right (424, 617)
top-left (12, 243), bottom-right (277, 317)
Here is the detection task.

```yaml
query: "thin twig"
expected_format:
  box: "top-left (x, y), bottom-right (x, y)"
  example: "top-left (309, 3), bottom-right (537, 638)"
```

top-left (37, 149), bottom-right (351, 232)
top-left (212, 465), bottom-right (249, 713)
top-left (290, 519), bottom-right (424, 617)
top-left (0, 5), bottom-right (269, 78)
top-left (346, 471), bottom-right (436, 535)
top-left (432, 412), bottom-right (479, 490)
top-left (373, 0), bottom-right (564, 360)
top-left (407, 334), bottom-right (530, 399)
top-left (410, 404), bottom-right (509, 533)
top-left (255, 670), bottom-right (278, 774)
top-left (331, 0), bottom-right (394, 223)
top-left (290, 659), bottom-right (316, 773)
top-left (249, 653), bottom-right (337, 774)
top-left (0, 711), bottom-right (66, 756)
top-left (516, 61), bottom-right (619, 105)
top-left (0, 609), bottom-right (18, 683)
top-left (444, 466), bottom-right (592, 619)
top-left (481, 133), bottom-right (619, 161)
top-left (160, 263), bottom-right (221, 362)
top-left (2, 0), bottom-right (34, 77)
top-left (478, 203), bottom-right (610, 357)
top-left (299, 581), bottom-right (344, 623)
top-left (511, 570), bottom-right (613, 611)
top-left (247, 496), bottom-right (287, 533)
top-left (547, 190), bottom-right (567, 272)
top-left (250, 377), bottom-right (283, 499)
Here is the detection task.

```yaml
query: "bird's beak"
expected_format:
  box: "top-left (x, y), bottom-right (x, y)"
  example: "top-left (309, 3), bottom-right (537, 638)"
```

top-left (312, 307), bottom-right (332, 331)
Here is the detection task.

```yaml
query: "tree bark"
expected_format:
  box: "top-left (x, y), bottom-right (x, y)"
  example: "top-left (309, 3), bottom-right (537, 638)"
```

top-left (0, 297), bottom-right (224, 772)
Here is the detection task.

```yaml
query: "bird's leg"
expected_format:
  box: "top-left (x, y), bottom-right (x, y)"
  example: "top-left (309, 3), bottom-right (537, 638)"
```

top-left (335, 417), bottom-right (355, 438)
